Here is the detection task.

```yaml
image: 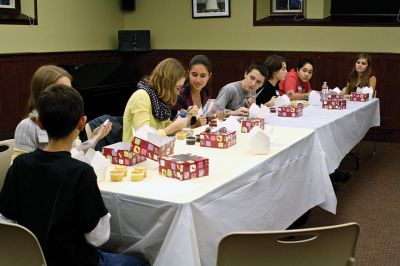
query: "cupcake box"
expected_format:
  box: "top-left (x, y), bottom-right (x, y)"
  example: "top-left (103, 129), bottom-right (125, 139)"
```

top-left (159, 154), bottom-right (209, 181)
top-left (240, 117), bottom-right (265, 133)
top-left (131, 136), bottom-right (175, 161)
top-left (277, 104), bottom-right (303, 118)
top-left (102, 142), bottom-right (146, 166)
top-left (200, 130), bottom-right (236, 149)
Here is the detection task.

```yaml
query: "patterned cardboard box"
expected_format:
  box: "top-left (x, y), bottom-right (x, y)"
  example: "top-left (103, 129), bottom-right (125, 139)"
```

top-left (131, 136), bottom-right (175, 161)
top-left (159, 154), bottom-right (209, 181)
top-left (277, 104), bottom-right (303, 117)
top-left (200, 130), bottom-right (236, 149)
top-left (102, 142), bottom-right (146, 166)
top-left (322, 99), bottom-right (347, 110)
top-left (350, 92), bottom-right (369, 102)
top-left (240, 118), bottom-right (265, 133)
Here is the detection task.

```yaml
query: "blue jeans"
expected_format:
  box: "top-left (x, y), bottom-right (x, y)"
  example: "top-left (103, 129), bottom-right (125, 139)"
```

top-left (98, 249), bottom-right (150, 266)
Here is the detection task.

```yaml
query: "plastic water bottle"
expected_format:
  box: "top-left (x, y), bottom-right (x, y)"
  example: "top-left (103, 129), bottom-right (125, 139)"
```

top-left (322, 82), bottom-right (328, 100)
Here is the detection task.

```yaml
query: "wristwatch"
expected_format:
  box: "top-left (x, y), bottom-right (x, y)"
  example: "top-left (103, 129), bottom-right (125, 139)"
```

top-left (304, 93), bottom-right (309, 100)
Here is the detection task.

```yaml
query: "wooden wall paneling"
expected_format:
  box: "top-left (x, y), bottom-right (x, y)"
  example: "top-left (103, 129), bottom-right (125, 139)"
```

top-left (1, 50), bottom-right (400, 142)
top-left (0, 51), bottom-right (127, 140)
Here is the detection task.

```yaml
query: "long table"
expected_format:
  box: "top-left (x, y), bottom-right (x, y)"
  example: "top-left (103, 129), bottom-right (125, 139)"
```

top-left (268, 98), bottom-right (380, 173)
top-left (99, 98), bottom-right (379, 265)
top-left (99, 126), bottom-right (336, 266)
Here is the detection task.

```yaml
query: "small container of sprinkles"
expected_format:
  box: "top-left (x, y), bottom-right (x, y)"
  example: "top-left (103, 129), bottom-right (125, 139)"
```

top-left (186, 136), bottom-right (196, 145)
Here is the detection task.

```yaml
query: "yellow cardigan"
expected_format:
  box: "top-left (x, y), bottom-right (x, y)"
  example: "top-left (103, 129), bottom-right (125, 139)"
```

top-left (122, 89), bottom-right (172, 143)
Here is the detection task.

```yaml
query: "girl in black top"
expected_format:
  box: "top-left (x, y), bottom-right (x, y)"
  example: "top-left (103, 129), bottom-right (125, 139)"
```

top-left (256, 55), bottom-right (288, 107)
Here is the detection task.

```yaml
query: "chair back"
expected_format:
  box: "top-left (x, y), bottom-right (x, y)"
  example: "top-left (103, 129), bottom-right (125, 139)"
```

top-left (0, 139), bottom-right (14, 190)
top-left (217, 222), bottom-right (360, 266)
top-left (0, 221), bottom-right (47, 266)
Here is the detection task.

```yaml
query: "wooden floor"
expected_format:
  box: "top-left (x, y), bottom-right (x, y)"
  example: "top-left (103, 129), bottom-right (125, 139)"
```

top-left (304, 141), bottom-right (400, 266)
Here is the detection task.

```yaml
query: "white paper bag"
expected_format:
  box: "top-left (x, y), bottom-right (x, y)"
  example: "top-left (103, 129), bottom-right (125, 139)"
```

top-left (249, 103), bottom-right (270, 120)
top-left (247, 127), bottom-right (270, 154)
top-left (71, 148), bottom-right (110, 182)
top-left (274, 95), bottom-right (291, 107)
top-left (309, 90), bottom-right (321, 106)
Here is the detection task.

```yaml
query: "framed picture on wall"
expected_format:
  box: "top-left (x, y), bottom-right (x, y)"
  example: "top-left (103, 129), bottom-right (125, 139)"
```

top-left (192, 0), bottom-right (230, 18)
top-left (0, 0), bottom-right (21, 14)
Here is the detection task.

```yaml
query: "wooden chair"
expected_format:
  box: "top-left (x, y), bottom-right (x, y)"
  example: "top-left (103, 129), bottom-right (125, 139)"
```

top-left (217, 222), bottom-right (360, 266)
top-left (0, 221), bottom-right (47, 266)
top-left (0, 139), bottom-right (14, 190)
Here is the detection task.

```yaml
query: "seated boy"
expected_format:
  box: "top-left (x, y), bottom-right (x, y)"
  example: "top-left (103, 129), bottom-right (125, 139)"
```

top-left (215, 63), bottom-right (267, 116)
top-left (0, 84), bottom-right (148, 266)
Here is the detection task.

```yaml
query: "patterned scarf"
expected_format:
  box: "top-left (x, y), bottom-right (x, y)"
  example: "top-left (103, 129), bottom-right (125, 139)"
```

top-left (137, 80), bottom-right (171, 121)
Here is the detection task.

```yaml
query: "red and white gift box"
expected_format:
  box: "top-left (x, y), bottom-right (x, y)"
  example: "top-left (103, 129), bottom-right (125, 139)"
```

top-left (241, 118), bottom-right (265, 133)
top-left (159, 154), bottom-right (209, 181)
top-left (277, 104), bottom-right (303, 117)
top-left (350, 92), bottom-right (369, 102)
top-left (327, 93), bottom-right (343, 100)
top-left (200, 130), bottom-right (236, 149)
top-left (322, 99), bottom-right (346, 110)
top-left (102, 142), bottom-right (146, 166)
top-left (131, 136), bottom-right (175, 161)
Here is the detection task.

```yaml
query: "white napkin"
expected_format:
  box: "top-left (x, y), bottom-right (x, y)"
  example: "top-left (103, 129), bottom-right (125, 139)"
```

top-left (249, 103), bottom-right (270, 120)
top-left (332, 87), bottom-right (342, 94)
top-left (214, 117), bottom-right (241, 132)
top-left (135, 125), bottom-right (174, 146)
top-left (274, 95), bottom-right (291, 107)
top-left (309, 90), bottom-right (321, 106)
top-left (71, 148), bottom-right (110, 182)
top-left (247, 126), bottom-right (270, 154)
top-left (260, 104), bottom-right (271, 119)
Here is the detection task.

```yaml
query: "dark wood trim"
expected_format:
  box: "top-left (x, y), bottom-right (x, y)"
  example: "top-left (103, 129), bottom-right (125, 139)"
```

top-left (0, 50), bottom-right (128, 138)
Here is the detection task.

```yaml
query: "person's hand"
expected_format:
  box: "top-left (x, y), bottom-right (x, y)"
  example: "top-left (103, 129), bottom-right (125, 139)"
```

top-left (187, 105), bottom-right (199, 117)
top-left (245, 96), bottom-right (256, 108)
top-left (233, 107), bottom-right (249, 116)
top-left (216, 111), bottom-right (227, 120)
top-left (92, 121), bottom-right (112, 140)
top-left (286, 90), bottom-right (294, 100)
top-left (266, 96), bottom-right (276, 107)
top-left (195, 116), bottom-right (207, 127)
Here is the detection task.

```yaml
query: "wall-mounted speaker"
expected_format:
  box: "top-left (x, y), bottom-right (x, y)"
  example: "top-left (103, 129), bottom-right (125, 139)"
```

top-left (121, 0), bottom-right (135, 11)
top-left (118, 30), bottom-right (150, 52)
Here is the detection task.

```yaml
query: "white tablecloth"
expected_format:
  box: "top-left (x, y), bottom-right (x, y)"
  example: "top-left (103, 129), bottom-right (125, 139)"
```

top-left (99, 126), bottom-right (336, 266)
top-left (267, 99), bottom-right (380, 173)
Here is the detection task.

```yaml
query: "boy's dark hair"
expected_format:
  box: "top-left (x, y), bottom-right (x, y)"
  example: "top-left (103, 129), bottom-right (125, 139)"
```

top-left (246, 63), bottom-right (268, 79)
top-left (37, 84), bottom-right (84, 139)
top-left (264, 55), bottom-right (287, 80)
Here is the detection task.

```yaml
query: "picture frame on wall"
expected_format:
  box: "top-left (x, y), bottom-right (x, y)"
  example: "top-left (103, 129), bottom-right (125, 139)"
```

top-left (0, 0), bottom-right (21, 14)
top-left (192, 0), bottom-right (230, 18)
